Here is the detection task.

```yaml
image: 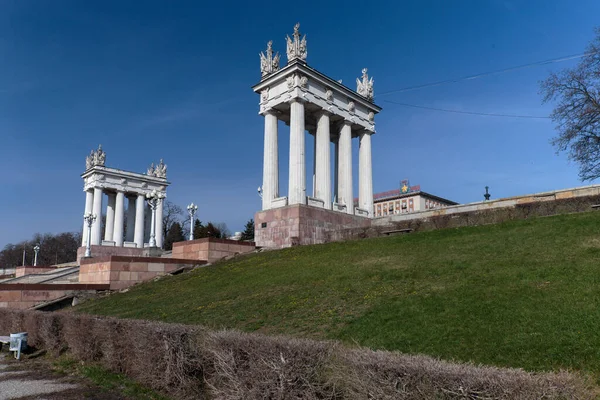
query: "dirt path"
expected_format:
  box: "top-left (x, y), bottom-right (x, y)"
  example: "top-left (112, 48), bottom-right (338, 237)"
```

top-left (0, 352), bottom-right (127, 400)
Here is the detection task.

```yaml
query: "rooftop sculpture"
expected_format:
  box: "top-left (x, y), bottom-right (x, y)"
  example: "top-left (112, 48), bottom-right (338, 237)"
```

top-left (85, 145), bottom-right (106, 170)
top-left (259, 40), bottom-right (281, 77)
top-left (286, 23), bottom-right (307, 63)
top-left (356, 68), bottom-right (374, 102)
top-left (147, 159), bottom-right (167, 179)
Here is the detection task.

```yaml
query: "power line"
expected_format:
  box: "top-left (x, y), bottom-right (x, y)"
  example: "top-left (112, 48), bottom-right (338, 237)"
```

top-left (384, 99), bottom-right (551, 119)
top-left (378, 52), bottom-right (595, 96)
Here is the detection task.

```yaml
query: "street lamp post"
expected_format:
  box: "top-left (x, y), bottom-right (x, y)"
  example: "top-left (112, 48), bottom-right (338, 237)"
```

top-left (187, 203), bottom-right (198, 240)
top-left (146, 189), bottom-right (166, 248)
top-left (484, 186), bottom-right (491, 201)
top-left (33, 245), bottom-right (40, 266)
top-left (83, 212), bottom-right (97, 258)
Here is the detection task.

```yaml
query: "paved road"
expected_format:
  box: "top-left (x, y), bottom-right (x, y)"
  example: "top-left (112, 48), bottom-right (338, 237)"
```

top-left (0, 353), bottom-right (81, 400)
top-left (0, 352), bottom-right (131, 400)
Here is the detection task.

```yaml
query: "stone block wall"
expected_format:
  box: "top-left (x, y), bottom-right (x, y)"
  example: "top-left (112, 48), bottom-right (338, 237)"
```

top-left (77, 245), bottom-right (144, 264)
top-left (15, 266), bottom-right (56, 277)
top-left (0, 284), bottom-right (108, 309)
top-left (79, 256), bottom-right (204, 290)
top-left (171, 238), bottom-right (255, 263)
top-left (254, 204), bottom-right (371, 248)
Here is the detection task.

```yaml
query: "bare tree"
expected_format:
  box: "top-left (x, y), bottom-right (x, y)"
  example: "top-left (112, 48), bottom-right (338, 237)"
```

top-left (162, 200), bottom-right (184, 239)
top-left (541, 27), bottom-right (600, 181)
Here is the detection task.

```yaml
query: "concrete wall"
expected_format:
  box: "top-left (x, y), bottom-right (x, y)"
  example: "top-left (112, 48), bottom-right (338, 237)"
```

top-left (373, 184), bottom-right (600, 227)
top-left (0, 284), bottom-right (108, 309)
top-left (79, 256), bottom-right (205, 290)
top-left (171, 238), bottom-right (255, 263)
top-left (254, 204), bottom-right (370, 248)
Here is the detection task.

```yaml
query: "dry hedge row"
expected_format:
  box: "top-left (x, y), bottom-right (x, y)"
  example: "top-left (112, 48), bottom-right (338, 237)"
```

top-left (0, 309), bottom-right (594, 399)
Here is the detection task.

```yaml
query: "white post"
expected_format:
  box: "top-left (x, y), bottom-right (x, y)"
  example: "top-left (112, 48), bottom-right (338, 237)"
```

top-left (288, 99), bottom-right (306, 205)
top-left (315, 111), bottom-right (331, 209)
top-left (91, 187), bottom-right (103, 245)
top-left (359, 131), bottom-right (374, 216)
top-left (262, 110), bottom-right (279, 210)
top-left (104, 193), bottom-right (116, 242)
top-left (125, 196), bottom-right (136, 242)
top-left (187, 203), bottom-right (198, 241)
top-left (338, 121), bottom-right (354, 214)
top-left (33, 245), bottom-right (40, 266)
top-left (134, 194), bottom-right (145, 248)
top-left (84, 213), bottom-right (96, 258)
top-left (82, 190), bottom-right (93, 246)
top-left (113, 191), bottom-right (125, 246)
top-left (155, 198), bottom-right (164, 248)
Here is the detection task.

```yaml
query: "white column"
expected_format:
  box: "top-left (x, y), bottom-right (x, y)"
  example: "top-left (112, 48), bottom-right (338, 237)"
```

top-left (359, 131), bottom-right (374, 216)
top-left (262, 110), bottom-right (279, 210)
top-left (113, 191), bottom-right (125, 246)
top-left (104, 193), bottom-right (116, 242)
top-left (288, 99), bottom-right (306, 205)
top-left (312, 131), bottom-right (316, 197)
top-left (334, 136), bottom-right (339, 204)
top-left (144, 205), bottom-right (151, 243)
top-left (338, 121), bottom-right (353, 214)
top-left (315, 111), bottom-right (331, 209)
top-left (82, 190), bottom-right (93, 246)
top-left (156, 198), bottom-right (164, 248)
top-left (91, 187), bottom-right (103, 245)
top-left (134, 194), bottom-right (145, 248)
top-left (125, 196), bottom-right (136, 242)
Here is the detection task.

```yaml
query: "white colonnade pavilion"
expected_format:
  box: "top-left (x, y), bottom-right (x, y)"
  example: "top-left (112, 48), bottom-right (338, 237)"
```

top-left (81, 146), bottom-right (170, 249)
top-left (254, 24), bottom-right (381, 216)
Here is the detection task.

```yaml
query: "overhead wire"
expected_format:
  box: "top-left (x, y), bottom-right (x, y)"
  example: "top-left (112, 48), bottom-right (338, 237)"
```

top-left (378, 52), bottom-right (595, 96)
top-left (377, 51), bottom-right (598, 118)
top-left (383, 99), bottom-right (551, 119)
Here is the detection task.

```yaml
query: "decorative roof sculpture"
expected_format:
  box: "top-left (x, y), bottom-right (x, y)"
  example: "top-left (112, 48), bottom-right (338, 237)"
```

top-left (147, 159), bottom-right (167, 179)
top-left (259, 40), bottom-right (281, 77)
top-left (85, 144), bottom-right (106, 170)
top-left (356, 68), bottom-right (374, 101)
top-left (286, 23), bottom-right (307, 63)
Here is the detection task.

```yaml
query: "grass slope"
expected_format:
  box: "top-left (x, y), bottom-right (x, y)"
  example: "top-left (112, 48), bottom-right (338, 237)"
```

top-left (76, 212), bottom-right (600, 377)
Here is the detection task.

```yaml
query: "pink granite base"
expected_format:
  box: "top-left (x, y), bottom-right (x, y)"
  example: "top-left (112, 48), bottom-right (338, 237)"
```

top-left (77, 245), bottom-right (144, 264)
top-left (254, 204), bottom-right (371, 248)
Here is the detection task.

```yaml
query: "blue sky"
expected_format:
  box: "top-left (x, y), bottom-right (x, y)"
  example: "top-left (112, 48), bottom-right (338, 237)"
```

top-left (1, 0), bottom-right (599, 248)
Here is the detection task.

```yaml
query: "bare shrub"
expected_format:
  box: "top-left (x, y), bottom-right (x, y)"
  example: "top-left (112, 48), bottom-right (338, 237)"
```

top-left (200, 330), bottom-right (337, 400)
top-left (0, 309), bottom-right (594, 399)
top-left (329, 348), bottom-right (595, 400)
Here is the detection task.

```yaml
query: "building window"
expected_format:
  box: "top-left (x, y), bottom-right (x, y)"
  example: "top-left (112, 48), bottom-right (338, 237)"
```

top-left (402, 200), bottom-right (407, 212)
top-left (409, 198), bottom-right (414, 212)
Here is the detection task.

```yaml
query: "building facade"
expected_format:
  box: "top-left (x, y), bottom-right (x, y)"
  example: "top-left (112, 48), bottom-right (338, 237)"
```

top-left (372, 183), bottom-right (457, 217)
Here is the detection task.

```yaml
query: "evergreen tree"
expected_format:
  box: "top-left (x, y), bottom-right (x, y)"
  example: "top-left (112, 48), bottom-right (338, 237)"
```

top-left (205, 222), bottom-right (222, 238)
top-left (164, 222), bottom-right (185, 250)
top-left (192, 219), bottom-right (206, 239)
top-left (240, 219), bottom-right (255, 241)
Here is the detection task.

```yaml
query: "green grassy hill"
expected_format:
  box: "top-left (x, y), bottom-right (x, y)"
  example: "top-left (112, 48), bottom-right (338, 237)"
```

top-left (76, 211), bottom-right (600, 378)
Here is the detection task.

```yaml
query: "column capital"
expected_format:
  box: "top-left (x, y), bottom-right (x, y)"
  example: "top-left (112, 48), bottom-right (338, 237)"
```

top-left (259, 108), bottom-right (279, 117)
top-left (315, 109), bottom-right (331, 118)
top-left (288, 97), bottom-right (306, 105)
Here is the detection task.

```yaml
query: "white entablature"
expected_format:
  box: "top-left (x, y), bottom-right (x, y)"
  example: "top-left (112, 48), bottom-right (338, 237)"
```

top-left (82, 166), bottom-right (168, 196)
top-left (253, 60), bottom-right (381, 135)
